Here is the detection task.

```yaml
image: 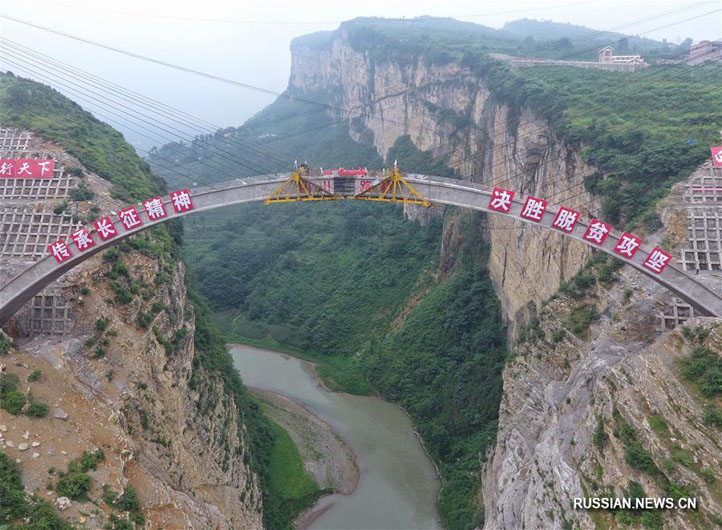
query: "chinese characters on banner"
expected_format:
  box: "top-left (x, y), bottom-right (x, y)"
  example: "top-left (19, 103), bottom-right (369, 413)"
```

top-left (583, 220), bottom-right (611, 245)
top-left (711, 146), bottom-right (722, 168)
top-left (488, 187), bottom-right (514, 213)
top-left (94, 217), bottom-right (117, 241)
top-left (170, 189), bottom-right (193, 212)
top-left (0, 159), bottom-right (55, 178)
top-left (613, 232), bottom-right (642, 259)
top-left (49, 190), bottom-right (194, 262)
top-left (552, 207), bottom-right (580, 233)
top-left (47, 183), bottom-right (674, 277)
top-left (643, 248), bottom-right (672, 273)
top-left (484, 188), bottom-right (668, 274)
top-left (143, 196), bottom-right (167, 220)
top-left (48, 240), bottom-right (71, 264)
top-left (520, 196), bottom-right (547, 222)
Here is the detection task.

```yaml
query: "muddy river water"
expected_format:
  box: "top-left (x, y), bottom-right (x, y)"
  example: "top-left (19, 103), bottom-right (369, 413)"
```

top-left (230, 345), bottom-right (442, 529)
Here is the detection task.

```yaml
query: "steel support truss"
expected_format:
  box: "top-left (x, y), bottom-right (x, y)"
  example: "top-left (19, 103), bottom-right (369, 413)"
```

top-left (353, 167), bottom-right (432, 207)
top-left (264, 170), bottom-right (336, 204)
top-left (264, 167), bottom-right (433, 206)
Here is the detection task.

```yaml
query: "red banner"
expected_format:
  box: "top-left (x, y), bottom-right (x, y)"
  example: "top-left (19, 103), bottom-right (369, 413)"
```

top-left (0, 159), bottom-right (55, 178)
top-left (712, 146), bottom-right (722, 168)
top-left (338, 168), bottom-right (367, 176)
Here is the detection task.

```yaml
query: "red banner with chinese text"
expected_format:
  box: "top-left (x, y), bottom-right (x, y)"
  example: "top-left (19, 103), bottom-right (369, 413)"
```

top-left (711, 146), bottom-right (722, 168)
top-left (0, 159), bottom-right (55, 178)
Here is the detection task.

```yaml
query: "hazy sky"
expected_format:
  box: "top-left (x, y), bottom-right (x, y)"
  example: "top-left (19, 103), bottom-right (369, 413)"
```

top-left (1, 0), bottom-right (720, 150)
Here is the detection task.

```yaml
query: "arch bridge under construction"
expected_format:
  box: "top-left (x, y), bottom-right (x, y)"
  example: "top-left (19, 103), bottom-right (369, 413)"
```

top-left (2, 166), bottom-right (722, 327)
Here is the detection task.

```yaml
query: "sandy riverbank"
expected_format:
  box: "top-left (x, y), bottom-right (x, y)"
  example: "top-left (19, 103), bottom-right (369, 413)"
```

top-left (250, 387), bottom-right (360, 495)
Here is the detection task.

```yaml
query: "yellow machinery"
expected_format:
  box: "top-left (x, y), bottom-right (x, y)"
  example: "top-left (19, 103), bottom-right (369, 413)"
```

top-left (264, 163), bottom-right (336, 204)
top-left (353, 165), bottom-right (432, 207)
top-left (264, 163), bottom-right (432, 207)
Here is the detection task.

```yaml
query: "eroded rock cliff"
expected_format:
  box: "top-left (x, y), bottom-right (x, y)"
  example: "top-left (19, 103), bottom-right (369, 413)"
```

top-left (0, 129), bottom-right (263, 529)
top-left (290, 27), bottom-right (598, 336)
top-left (288, 25), bottom-right (722, 530)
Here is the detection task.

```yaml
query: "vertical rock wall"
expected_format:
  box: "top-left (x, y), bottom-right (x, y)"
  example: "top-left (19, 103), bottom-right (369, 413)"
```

top-left (290, 35), bottom-right (599, 335)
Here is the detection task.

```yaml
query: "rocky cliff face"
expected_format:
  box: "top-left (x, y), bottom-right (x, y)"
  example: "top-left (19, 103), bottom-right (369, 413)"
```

top-left (290, 30), bottom-right (599, 336)
top-left (0, 131), bottom-right (262, 529)
top-left (289, 29), bottom-right (722, 529)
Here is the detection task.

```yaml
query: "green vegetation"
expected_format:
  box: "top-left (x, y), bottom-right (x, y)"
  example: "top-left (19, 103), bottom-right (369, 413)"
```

top-left (593, 419), bottom-right (608, 450)
top-left (187, 200), bottom-right (441, 375)
top-left (28, 369), bottom-right (42, 382)
top-left (0, 372), bottom-right (50, 417)
top-left (1, 450), bottom-right (71, 529)
top-left (26, 401), bottom-right (48, 418)
top-left (0, 72), bottom-right (166, 202)
top-left (103, 485), bottom-right (145, 526)
top-left (0, 332), bottom-right (11, 355)
top-left (566, 304), bottom-right (599, 337)
top-left (264, 419), bottom-right (325, 529)
top-left (80, 449), bottom-right (105, 472)
top-left (0, 449), bottom-right (27, 521)
top-left (368, 246), bottom-right (505, 528)
top-left (53, 450), bottom-right (105, 502)
top-left (70, 181), bottom-right (95, 201)
top-left (614, 413), bottom-right (659, 476)
top-left (703, 403), bottom-right (722, 428)
top-left (105, 514), bottom-right (134, 530)
top-left (56, 472), bottom-right (92, 500)
top-left (1, 389), bottom-right (25, 415)
top-left (386, 135), bottom-right (455, 177)
top-left (680, 345), bottom-right (722, 397)
top-left (52, 200), bottom-right (68, 215)
top-left (523, 65), bottom-right (722, 228)
top-left (648, 414), bottom-right (669, 436)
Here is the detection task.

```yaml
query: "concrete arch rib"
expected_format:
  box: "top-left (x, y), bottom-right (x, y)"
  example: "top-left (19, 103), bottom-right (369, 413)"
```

top-left (1, 173), bottom-right (721, 326)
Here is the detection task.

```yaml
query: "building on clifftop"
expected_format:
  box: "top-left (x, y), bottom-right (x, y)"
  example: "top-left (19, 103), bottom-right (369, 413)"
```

top-left (687, 40), bottom-right (722, 65)
top-left (597, 45), bottom-right (647, 66)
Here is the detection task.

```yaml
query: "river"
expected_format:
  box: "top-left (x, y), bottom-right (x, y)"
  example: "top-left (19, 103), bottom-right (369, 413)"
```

top-left (230, 345), bottom-right (442, 530)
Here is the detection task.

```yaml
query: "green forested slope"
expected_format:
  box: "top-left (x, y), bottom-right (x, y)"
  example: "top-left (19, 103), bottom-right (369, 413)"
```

top-left (515, 65), bottom-right (722, 228)
top-left (0, 72), bottom-right (165, 202)
top-left (0, 72), bottom-right (293, 530)
top-left (149, 95), bottom-right (382, 188)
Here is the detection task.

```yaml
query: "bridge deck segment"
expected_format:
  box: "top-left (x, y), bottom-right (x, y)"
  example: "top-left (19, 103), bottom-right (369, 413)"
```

top-left (2, 173), bottom-right (722, 326)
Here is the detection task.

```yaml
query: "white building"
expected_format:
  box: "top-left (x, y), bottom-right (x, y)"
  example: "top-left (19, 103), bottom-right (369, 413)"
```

top-left (597, 46), bottom-right (647, 65)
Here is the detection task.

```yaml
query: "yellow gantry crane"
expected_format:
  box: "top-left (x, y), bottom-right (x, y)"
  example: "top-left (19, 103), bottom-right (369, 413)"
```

top-left (264, 163), bottom-right (336, 204)
top-left (264, 162), bottom-right (432, 207)
top-left (354, 163), bottom-right (432, 207)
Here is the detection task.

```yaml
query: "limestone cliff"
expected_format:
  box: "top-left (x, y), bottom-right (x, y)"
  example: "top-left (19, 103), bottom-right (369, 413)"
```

top-left (0, 128), bottom-right (263, 529)
top-left (290, 26), bottom-right (599, 336)
top-left (288, 23), bottom-right (722, 530)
